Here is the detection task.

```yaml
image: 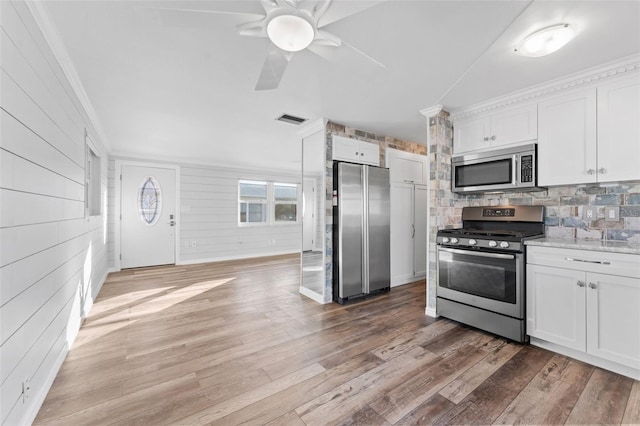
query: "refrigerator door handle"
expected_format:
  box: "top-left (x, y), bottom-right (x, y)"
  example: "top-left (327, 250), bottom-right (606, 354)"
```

top-left (362, 165), bottom-right (370, 294)
top-left (412, 224), bottom-right (415, 239)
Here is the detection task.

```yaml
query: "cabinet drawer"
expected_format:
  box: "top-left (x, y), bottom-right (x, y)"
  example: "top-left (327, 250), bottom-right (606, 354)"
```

top-left (527, 246), bottom-right (640, 278)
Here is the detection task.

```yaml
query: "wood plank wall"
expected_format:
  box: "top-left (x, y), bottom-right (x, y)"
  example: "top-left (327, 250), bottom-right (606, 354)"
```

top-left (107, 159), bottom-right (302, 267)
top-left (0, 2), bottom-right (109, 424)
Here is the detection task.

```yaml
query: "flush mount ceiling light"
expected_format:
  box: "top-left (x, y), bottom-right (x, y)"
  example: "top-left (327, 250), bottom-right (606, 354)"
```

top-left (515, 24), bottom-right (575, 57)
top-left (267, 14), bottom-right (315, 52)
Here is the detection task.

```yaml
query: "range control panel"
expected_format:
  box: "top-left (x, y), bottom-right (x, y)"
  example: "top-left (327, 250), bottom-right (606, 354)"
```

top-left (482, 208), bottom-right (516, 217)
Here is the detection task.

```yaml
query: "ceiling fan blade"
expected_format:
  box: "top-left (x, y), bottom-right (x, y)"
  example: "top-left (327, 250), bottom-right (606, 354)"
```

top-left (311, 0), bottom-right (332, 20)
top-left (255, 45), bottom-right (293, 90)
top-left (313, 29), bottom-right (342, 47)
top-left (237, 18), bottom-right (268, 37)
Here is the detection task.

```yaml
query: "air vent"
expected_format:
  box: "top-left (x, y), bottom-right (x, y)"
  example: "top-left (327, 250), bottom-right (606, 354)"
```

top-left (276, 114), bottom-right (307, 125)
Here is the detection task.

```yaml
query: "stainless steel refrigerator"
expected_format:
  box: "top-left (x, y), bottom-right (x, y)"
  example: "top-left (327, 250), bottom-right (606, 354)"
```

top-left (333, 161), bottom-right (391, 303)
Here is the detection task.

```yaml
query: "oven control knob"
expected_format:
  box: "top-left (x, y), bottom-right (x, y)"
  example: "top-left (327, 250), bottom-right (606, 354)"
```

top-left (500, 241), bottom-right (510, 248)
top-left (442, 237), bottom-right (449, 243)
top-left (468, 239), bottom-right (477, 246)
top-left (450, 238), bottom-right (459, 244)
top-left (488, 240), bottom-right (497, 247)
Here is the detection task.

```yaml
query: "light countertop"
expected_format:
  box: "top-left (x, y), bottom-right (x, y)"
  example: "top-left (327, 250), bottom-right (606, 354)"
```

top-left (525, 237), bottom-right (640, 255)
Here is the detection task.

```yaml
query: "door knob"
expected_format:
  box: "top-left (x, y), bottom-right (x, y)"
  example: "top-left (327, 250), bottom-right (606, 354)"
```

top-left (577, 280), bottom-right (585, 287)
top-left (588, 282), bottom-right (597, 289)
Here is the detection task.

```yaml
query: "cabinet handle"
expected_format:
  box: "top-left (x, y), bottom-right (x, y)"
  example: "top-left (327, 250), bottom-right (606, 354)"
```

top-left (577, 280), bottom-right (585, 287)
top-left (483, 137), bottom-right (489, 142)
top-left (588, 282), bottom-right (597, 289)
top-left (404, 180), bottom-right (415, 183)
top-left (491, 135), bottom-right (496, 141)
top-left (565, 257), bottom-right (611, 265)
top-left (587, 169), bottom-right (595, 175)
top-left (355, 151), bottom-right (359, 155)
top-left (361, 153), bottom-right (364, 156)
top-left (599, 168), bottom-right (606, 174)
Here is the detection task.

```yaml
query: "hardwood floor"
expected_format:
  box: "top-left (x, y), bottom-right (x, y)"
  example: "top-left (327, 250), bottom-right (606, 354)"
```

top-left (35, 254), bottom-right (639, 425)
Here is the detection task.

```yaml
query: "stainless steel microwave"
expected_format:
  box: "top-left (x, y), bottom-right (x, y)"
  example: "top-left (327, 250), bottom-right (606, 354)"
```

top-left (452, 143), bottom-right (545, 193)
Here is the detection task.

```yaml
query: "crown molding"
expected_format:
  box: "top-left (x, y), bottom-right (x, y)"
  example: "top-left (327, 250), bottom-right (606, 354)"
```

top-left (25, 1), bottom-right (111, 152)
top-left (450, 54), bottom-right (640, 121)
top-left (419, 104), bottom-right (444, 119)
top-left (297, 117), bottom-right (327, 138)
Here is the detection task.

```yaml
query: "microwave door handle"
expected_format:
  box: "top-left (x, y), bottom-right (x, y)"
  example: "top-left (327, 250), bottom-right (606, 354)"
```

top-left (513, 155), bottom-right (518, 185)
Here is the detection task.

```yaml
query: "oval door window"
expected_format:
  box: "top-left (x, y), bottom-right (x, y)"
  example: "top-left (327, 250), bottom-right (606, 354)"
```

top-left (138, 176), bottom-right (162, 225)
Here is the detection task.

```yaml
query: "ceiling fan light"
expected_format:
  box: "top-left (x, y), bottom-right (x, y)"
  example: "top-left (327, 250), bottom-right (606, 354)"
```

top-left (516, 24), bottom-right (575, 57)
top-left (267, 14), bottom-right (314, 52)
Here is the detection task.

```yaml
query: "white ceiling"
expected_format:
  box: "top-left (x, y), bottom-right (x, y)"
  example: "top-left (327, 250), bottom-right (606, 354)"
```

top-left (42, 0), bottom-right (640, 172)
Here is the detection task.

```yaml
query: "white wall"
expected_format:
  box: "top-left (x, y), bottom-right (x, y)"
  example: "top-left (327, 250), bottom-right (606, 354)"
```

top-left (0, 2), bottom-right (109, 424)
top-left (108, 159), bottom-right (302, 267)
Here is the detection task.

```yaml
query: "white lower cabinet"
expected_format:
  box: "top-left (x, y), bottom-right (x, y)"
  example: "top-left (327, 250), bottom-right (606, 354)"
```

top-left (527, 246), bottom-right (640, 379)
top-left (390, 183), bottom-right (427, 286)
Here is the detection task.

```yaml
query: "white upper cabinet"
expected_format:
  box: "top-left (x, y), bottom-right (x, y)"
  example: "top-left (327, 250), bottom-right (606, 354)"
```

top-left (538, 87), bottom-right (598, 186)
top-left (332, 135), bottom-right (380, 166)
top-left (596, 75), bottom-right (640, 183)
top-left (453, 103), bottom-right (537, 153)
top-left (538, 74), bottom-right (640, 186)
top-left (386, 148), bottom-right (428, 184)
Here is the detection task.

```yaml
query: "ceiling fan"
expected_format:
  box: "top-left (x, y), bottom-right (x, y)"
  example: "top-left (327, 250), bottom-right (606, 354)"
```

top-left (150, 0), bottom-right (382, 90)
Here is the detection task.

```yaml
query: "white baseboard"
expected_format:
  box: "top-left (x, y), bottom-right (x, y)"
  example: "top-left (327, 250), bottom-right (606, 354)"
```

top-left (425, 306), bottom-right (438, 318)
top-left (19, 265), bottom-right (111, 426)
top-left (178, 250), bottom-right (299, 266)
top-left (391, 274), bottom-right (426, 288)
top-left (299, 286), bottom-right (330, 304)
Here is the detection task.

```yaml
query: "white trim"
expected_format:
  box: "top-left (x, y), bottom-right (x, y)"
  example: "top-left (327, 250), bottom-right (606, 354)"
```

top-left (178, 250), bottom-right (299, 266)
top-left (425, 306), bottom-right (437, 318)
top-left (114, 160), bottom-right (181, 270)
top-left (419, 104), bottom-right (444, 119)
top-left (530, 337), bottom-right (640, 380)
top-left (299, 285), bottom-right (329, 304)
top-left (450, 54), bottom-right (640, 120)
top-left (25, 1), bottom-right (111, 152)
top-left (297, 117), bottom-right (327, 138)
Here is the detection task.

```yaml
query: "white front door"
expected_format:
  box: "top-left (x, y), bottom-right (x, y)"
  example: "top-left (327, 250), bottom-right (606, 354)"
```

top-left (121, 165), bottom-right (177, 268)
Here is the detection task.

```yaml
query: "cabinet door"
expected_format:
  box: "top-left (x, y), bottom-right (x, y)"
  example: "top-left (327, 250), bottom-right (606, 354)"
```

top-left (390, 183), bottom-right (414, 286)
top-left (332, 135), bottom-right (359, 163)
top-left (538, 88), bottom-right (597, 186)
top-left (413, 185), bottom-right (427, 277)
top-left (526, 264), bottom-right (586, 351)
top-left (358, 140), bottom-right (380, 166)
top-left (490, 103), bottom-right (537, 147)
top-left (597, 75), bottom-right (640, 183)
top-left (586, 273), bottom-right (640, 370)
top-left (453, 116), bottom-right (491, 153)
top-left (386, 148), bottom-right (427, 184)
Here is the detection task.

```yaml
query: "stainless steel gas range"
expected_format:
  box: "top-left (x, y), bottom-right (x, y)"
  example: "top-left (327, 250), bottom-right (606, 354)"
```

top-left (436, 206), bottom-right (545, 342)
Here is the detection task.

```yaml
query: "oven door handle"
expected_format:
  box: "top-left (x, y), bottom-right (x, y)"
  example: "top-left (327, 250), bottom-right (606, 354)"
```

top-left (439, 247), bottom-right (515, 260)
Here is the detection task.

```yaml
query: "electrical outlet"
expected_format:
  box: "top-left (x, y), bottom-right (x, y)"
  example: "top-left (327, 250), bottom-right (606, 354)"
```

top-left (22, 379), bottom-right (31, 403)
top-left (605, 206), bottom-right (619, 222)
top-left (583, 206), bottom-right (596, 221)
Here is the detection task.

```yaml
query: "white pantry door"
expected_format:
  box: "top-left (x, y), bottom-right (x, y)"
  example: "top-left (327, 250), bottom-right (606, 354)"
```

top-left (121, 165), bottom-right (176, 268)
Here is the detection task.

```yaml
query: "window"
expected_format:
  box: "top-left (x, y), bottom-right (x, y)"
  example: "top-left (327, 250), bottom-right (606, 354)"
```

top-left (85, 134), bottom-right (101, 216)
top-left (274, 183), bottom-right (298, 222)
top-left (239, 180), bottom-right (267, 224)
top-left (238, 180), bottom-right (299, 225)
